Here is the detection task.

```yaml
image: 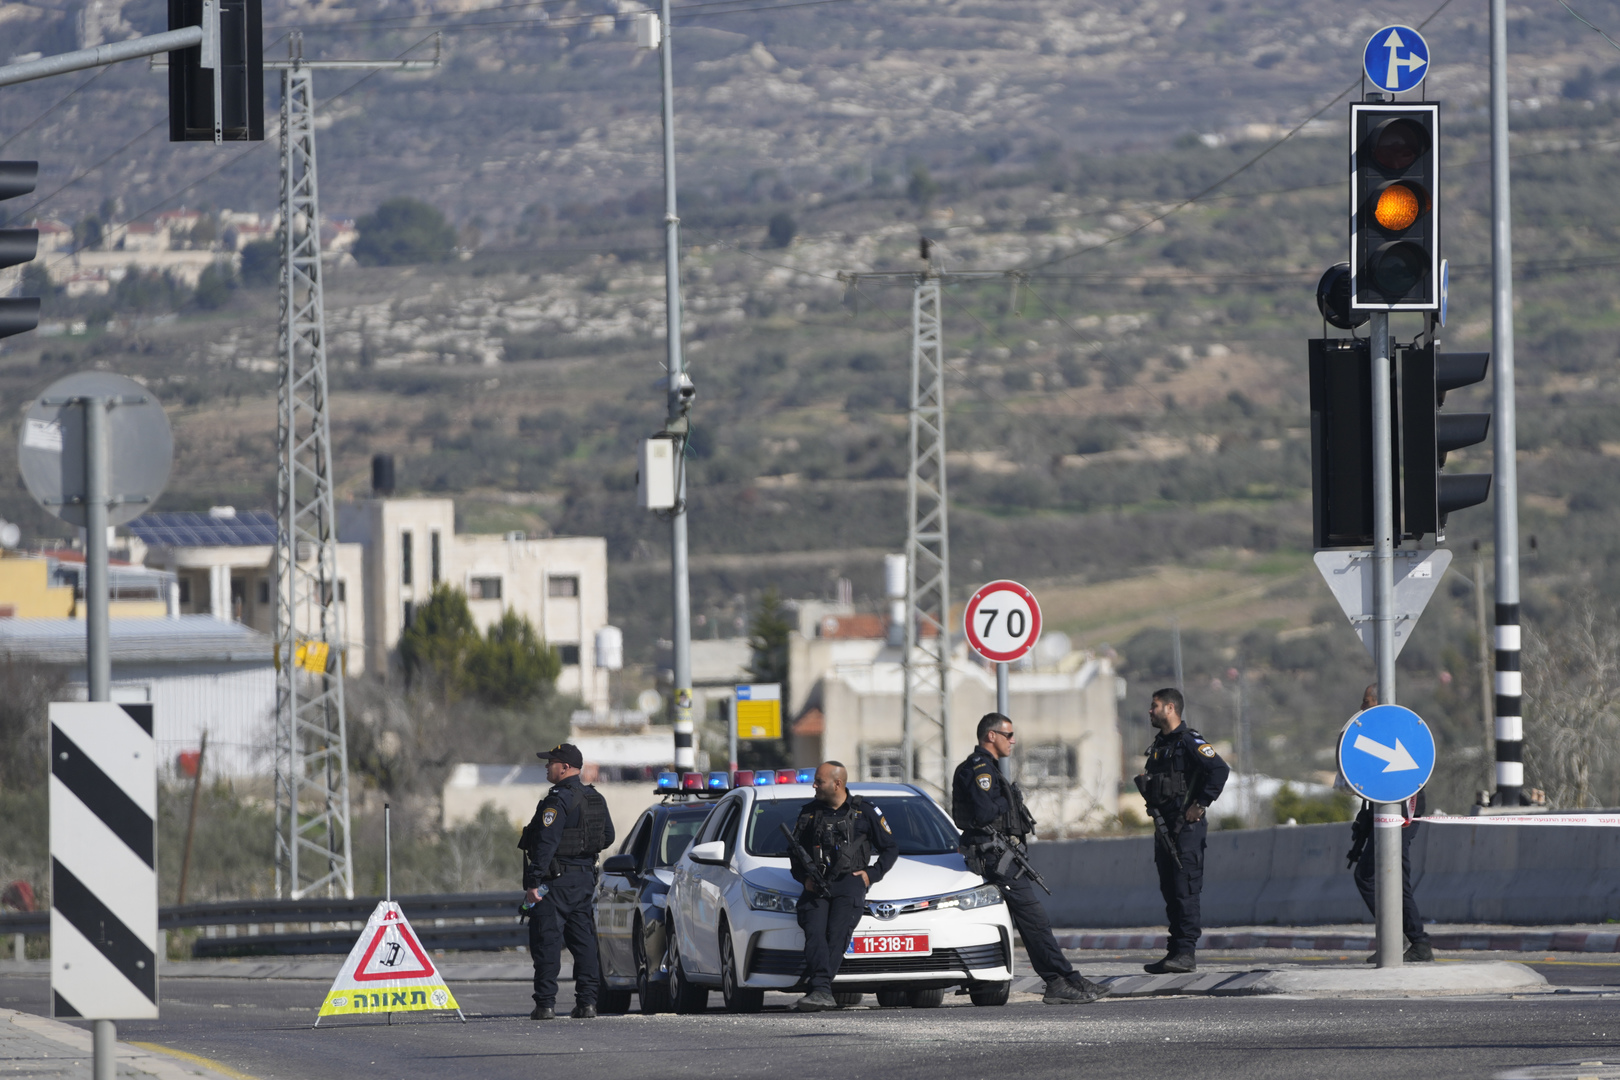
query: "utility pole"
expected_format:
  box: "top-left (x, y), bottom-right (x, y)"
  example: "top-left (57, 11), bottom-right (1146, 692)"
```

top-left (656, 0), bottom-right (696, 772)
top-left (1172, 618), bottom-right (1184, 692)
top-left (1489, 0), bottom-right (1523, 806)
top-left (837, 260), bottom-right (1014, 797)
top-left (271, 36), bottom-right (438, 899)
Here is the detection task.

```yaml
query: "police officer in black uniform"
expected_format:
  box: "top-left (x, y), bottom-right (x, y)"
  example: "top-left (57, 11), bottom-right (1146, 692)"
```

top-left (521, 743), bottom-right (614, 1020)
top-left (786, 761), bottom-right (898, 1012)
top-left (1136, 688), bottom-right (1228, 974)
top-left (953, 712), bottom-right (1108, 1005)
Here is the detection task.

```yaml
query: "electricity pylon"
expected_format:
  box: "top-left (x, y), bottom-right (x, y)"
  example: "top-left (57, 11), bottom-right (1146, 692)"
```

top-left (271, 35), bottom-right (438, 899)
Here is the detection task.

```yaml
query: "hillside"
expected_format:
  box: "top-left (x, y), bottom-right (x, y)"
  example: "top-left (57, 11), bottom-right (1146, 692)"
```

top-left (2, 0), bottom-right (1620, 806)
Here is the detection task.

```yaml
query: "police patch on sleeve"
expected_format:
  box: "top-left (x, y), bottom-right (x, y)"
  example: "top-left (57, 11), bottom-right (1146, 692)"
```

top-left (542, 808), bottom-right (558, 826)
top-left (1198, 744), bottom-right (1216, 758)
top-left (976, 773), bottom-right (993, 791)
top-left (879, 813), bottom-right (892, 833)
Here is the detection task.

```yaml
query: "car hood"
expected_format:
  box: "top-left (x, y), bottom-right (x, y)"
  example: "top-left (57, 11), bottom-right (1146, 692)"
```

top-left (742, 853), bottom-right (980, 901)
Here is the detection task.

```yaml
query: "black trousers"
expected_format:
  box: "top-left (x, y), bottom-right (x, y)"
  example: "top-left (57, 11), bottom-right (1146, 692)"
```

top-left (988, 870), bottom-right (1075, 983)
top-left (1353, 823), bottom-right (1429, 945)
top-left (528, 866), bottom-right (601, 1007)
top-left (796, 875), bottom-right (867, 993)
top-left (1154, 819), bottom-right (1206, 956)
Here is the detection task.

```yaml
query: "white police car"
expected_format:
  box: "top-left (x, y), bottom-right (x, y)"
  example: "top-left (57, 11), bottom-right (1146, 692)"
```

top-left (663, 771), bottom-right (1014, 1012)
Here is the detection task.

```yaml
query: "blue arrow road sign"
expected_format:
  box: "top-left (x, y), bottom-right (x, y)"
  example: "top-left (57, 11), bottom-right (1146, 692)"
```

top-left (1363, 25), bottom-right (1431, 94)
top-left (1337, 704), bottom-right (1435, 804)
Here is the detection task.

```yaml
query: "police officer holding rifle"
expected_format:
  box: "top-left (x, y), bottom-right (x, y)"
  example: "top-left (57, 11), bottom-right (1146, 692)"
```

top-left (1136, 688), bottom-right (1228, 974)
top-left (520, 743), bottom-right (614, 1020)
top-left (783, 761), bottom-right (898, 1012)
top-left (953, 713), bottom-right (1109, 1005)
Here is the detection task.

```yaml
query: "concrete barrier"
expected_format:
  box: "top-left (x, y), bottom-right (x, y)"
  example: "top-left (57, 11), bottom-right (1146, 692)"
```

top-left (1029, 820), bottom-right (1620, 927)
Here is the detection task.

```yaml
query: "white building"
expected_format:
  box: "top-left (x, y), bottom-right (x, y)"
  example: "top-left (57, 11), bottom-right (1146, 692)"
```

top-left (0, 616), bottom-right (275, 777)
top-left (787, 612), bottom-right (1124, 834)
top-left (128, 497), bottom-right (612, 707)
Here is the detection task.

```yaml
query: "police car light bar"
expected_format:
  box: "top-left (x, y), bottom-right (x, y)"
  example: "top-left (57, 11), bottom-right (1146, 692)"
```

top-left (681, 772), bottom-right (705, 790)
top-left (707, 771), bottom-right (730, 790)
top-left (734, 770), bottom-right (755, 787)
top-left (774, 769), bottom-right (798, 784)
top-left (657, 771), bottom-right (680, 791)
top-left (753, 770), bottom-right (775, 785)
top-left (796, 767), bottom-right (815, 783)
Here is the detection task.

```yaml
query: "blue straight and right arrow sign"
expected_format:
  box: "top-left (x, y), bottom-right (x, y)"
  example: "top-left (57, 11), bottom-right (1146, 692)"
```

top-left (1337, 704), bottom-right (1436, 804)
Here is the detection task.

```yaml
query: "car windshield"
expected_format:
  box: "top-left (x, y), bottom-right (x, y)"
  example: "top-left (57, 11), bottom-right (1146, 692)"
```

top-left (744, 795), bottom-right (959, 857)
top-left (655, 810), bottom-right (710, 868)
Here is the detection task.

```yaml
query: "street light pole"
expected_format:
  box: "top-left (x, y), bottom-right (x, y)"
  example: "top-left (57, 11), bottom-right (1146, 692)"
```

top-left (653, 0), bottom-right (694, 770)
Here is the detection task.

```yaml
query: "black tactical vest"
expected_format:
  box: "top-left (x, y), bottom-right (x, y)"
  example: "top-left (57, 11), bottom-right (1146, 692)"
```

top-left (554, 785), bottom-right (611, 861)
top-left (797, 796), bottom-right (873, 878)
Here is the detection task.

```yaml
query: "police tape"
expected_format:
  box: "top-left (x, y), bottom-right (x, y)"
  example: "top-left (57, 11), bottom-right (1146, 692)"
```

top-left (1423, 813), bottom-right (1620, 827)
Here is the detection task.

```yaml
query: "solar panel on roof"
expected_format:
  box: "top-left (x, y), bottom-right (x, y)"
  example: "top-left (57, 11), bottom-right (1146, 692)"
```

top-left (127, 511), bottom-right (279, 547)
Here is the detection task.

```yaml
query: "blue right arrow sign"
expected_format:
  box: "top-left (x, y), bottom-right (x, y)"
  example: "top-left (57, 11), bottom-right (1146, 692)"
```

top-left (1363, 25), bottom-right (1431, 94)
top-left (1337, 704), bottom-right (1436, 804)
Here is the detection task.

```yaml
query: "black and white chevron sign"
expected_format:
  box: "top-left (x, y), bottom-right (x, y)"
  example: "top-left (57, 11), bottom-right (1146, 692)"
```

top-left (49, 702), bottom-right (158, 1020)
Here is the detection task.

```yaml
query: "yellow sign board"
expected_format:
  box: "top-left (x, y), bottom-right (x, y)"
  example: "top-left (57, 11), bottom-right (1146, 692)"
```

top-left (735, 683), bottom-right (782, 740)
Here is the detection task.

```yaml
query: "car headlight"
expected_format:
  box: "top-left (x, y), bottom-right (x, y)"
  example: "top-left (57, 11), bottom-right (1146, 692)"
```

top-left (933, 883), bottom-right (1004, 911)
top-left (743, 880), bottom-right (800, 914)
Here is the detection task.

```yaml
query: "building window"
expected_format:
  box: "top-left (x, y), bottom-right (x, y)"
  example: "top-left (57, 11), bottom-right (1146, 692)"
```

top-left (178, 579), bottom-right (191, 604)
top-left (401, 530), bottom-right (413, 586)
top-left (866, 747), bottom-right (904, 780)
top-left (1021, 744), bottom-right (1077, 788)
top-left (402, 600), bottom-right (414, 628)
top-left (469, 576), bottom-right (502, 601)
top-left (558, 643), bottom-right (581, 665)
top-left (257, 579), bottom-right (269, 604)
top-left (431, 531), bottom-right (441, 585)
top-left (548, 575), bottom-right (579, 598)
top-left (337, 580), bottom-right (347, 603)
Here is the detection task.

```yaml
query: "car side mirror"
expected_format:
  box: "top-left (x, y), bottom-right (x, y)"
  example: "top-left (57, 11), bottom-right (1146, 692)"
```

top-left (688, 840), bottom-right (727, 866)
top-left (602, 854), bottom-right (637, 876)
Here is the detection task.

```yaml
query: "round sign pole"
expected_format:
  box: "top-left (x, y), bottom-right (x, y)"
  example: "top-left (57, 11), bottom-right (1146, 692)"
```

top-left (84, 397), bottom-right (109, 702)
top-left (963, 580), bottom-right (1043, 779)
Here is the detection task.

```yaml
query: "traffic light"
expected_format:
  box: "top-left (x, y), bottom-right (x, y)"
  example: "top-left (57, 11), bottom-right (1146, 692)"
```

top-left (1350, 102), bottom-right (1439, 311)
top-left (1310, 337), bottom-right (1395, 548)
top-left (0, 161), bottom-right (40, 340)
top-left (1400, 344), bottom-right (1491, 539)
top-left (168, 0), bottom-right (264, 142)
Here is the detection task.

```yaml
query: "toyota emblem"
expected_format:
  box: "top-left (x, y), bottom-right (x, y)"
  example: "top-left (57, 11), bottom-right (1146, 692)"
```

top-left (873, 902), bottom-right (899, 920)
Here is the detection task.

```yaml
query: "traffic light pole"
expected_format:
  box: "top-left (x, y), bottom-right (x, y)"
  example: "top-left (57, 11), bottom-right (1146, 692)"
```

top-left (1368, 309), bottom-right (1403, 968)
top-left (1489, 0), bottom-right (1523, 806)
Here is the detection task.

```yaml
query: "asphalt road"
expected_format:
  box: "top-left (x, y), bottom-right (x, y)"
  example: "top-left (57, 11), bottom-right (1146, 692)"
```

top-left (6, 954), bottom-right (1620, 1080)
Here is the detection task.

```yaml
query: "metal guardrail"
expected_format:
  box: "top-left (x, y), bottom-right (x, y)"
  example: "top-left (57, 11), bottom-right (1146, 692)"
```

top-left (0, 891), bottom-right (528, 957)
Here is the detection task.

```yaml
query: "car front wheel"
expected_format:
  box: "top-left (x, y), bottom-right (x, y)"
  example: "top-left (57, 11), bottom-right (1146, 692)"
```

top-left (969, 981), bottom-right (1011, 1006)
top-left (719, 926), bottom-right (764, 1014)
top-left (667, 925), bottom-right (709, 1015)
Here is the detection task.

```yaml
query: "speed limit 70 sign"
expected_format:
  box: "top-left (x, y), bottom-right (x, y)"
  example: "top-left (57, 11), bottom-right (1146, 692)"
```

top-left (963, 579), bottom-right (1042, 663)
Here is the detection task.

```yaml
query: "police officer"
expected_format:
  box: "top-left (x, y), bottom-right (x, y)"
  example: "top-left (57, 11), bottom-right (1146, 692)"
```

top-left (952, 713), bottom-right (1109, 1005)
top-left (786, 761), bottom-right (898, 1012)
top-left (1136, 687), bottom-right (1228, 974)
top-left (1345, 685), bottom-right (1433, 963)
top-left (520, 743), bottom-right (614, 1020)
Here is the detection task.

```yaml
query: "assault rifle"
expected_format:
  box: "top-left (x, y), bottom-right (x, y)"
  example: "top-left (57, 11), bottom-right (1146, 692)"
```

top-left (779, 823), bottom-right (830, 892)
top-left (1346, 805), bottom-right (1373, 868)
top-left (1135, 774), bottom-right (1184, 873)
top-left (981, 828), bottom-right (1050, 895)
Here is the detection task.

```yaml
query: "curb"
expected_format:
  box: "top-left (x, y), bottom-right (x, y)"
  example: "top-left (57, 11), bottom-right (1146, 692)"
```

top-left (3, 1008), bottom-right (249, 1080)
top-left (1054, 930), bottom-right (1620, 954)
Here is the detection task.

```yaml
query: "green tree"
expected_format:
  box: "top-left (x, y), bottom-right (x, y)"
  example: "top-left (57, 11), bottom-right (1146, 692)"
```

top-left (191, 261), bottom-right (235, 310)
top-left (1271, 783), bottom-right (1355, 824)
top-left (398, 584), bottom-right (480, 694)
top-left (766, 211), bottom-right (796, 248)
top-left (464, 608), bottom-right (562, 707)
top-left (352, 197), bottom-right (457, 267)
top-left (238, 240), bottom-right (278, 286)
top-left (747, 587), bottom-right (792, 703)
top-left (907, 164), bottom-right (938, 206)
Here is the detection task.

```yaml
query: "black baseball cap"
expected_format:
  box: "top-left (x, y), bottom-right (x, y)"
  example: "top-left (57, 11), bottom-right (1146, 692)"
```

top-left (538, 743), bottom-right (584, 769)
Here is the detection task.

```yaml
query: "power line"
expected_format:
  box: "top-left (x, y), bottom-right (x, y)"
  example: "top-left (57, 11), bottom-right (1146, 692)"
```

top-left (282, 0), bottom-right (862, 35)
top-left (1020, 0), bottom-right (1458, 272)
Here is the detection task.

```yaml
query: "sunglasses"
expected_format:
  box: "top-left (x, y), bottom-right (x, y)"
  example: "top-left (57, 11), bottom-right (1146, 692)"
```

top-left (991, 728), bottom-right (1016, 739)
